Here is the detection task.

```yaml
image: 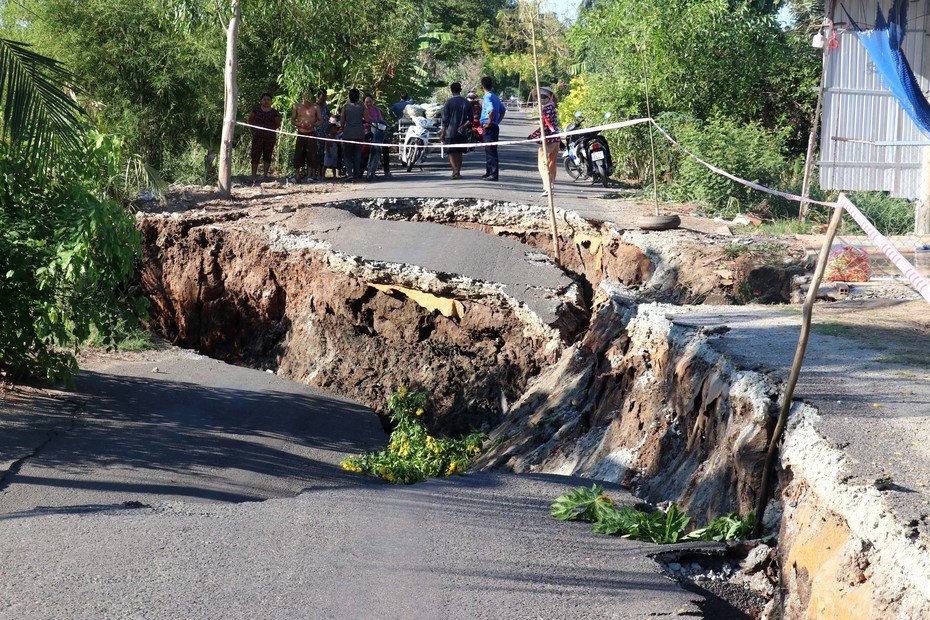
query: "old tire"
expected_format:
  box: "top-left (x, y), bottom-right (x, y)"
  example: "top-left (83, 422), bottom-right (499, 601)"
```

top-left (637, 215), bottom-right (681, 231)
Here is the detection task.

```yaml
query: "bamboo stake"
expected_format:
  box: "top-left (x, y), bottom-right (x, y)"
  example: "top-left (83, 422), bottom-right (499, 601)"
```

top-left (530, 1), bottom-right (561, 266)
top-left (752, 200), bottom-right (845, 537)
top-left (641, 48), bottom-right (659, 217)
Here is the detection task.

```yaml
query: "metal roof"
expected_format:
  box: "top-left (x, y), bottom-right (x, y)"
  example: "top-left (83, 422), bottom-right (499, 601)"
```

top-left (820, 0), bottom-right (930, 198)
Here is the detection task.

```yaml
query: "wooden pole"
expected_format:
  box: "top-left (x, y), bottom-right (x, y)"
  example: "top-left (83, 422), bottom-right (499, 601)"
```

top-left (218, 0), bottom-right (241, 198)
top-left (752, 200), bottom-right (845, 536)
top-left (641, 48), bottom-right (659, 217)
top-left (530, 1), bottom-right (561, 266)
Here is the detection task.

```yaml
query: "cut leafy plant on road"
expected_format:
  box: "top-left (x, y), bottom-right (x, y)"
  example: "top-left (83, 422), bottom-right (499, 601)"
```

top-left (551, 484), bottom-right (755, 544)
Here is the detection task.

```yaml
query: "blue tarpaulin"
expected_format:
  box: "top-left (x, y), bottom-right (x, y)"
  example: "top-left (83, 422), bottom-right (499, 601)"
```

top-left (845, 0), bottom-right (930, 135)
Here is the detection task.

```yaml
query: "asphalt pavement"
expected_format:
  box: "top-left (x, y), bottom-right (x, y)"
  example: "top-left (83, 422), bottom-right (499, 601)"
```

top-left (0, 350), bottom-right (706, 618)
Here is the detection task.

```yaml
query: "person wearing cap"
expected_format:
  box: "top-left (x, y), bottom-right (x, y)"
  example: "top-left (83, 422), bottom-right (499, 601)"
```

top-left (528, 86), bottom-right (561, 196)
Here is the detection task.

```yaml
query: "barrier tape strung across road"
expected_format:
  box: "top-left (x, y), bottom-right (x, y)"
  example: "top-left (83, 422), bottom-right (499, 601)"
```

top-left (231, 115), bottom-right (930, 304)
top-left (231, 117), bottom-right (654, 149)
top-left (836, 195), bottom-right (930, 304)
top-left (234, 116), bottom-right (833, 208)
top-left (648, 122), bottom-right (838, 209)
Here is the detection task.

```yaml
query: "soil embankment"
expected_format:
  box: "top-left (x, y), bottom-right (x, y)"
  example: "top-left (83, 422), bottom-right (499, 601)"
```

top-left (135, 186), bottom-right (930, 619)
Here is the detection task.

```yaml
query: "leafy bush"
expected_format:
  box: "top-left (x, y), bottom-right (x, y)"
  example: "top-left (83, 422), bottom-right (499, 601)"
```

top-left (669, 114), bottom-right (788, 218)
top-left (846, 191), bottom-right (915, 236)
top-left (341, 387), bottom-right (486, 484)
top-left (0, 138), bottom-right (145, 383)
top-left (551, 485), bottom-right (755, 544)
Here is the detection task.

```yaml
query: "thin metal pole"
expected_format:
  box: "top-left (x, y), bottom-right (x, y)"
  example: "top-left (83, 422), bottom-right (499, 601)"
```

top-left (641, 48), bottom-right (659, 216)
top-left (752, 200), bottom-right (845, 536)
top-left (800, 11), bottom-right (837, 222)
top-left (530, 1), bottom-right (561, 266)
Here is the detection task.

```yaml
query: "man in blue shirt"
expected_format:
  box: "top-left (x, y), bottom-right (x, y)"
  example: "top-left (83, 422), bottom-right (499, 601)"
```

top-left (479, 76), bottom-right (505, 181)
top-left (390, 93), bottom-right (412, 121)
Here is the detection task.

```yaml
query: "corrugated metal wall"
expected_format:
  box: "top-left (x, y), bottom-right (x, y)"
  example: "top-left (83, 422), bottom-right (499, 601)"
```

top-left (821, 0), bottom-right (930, 198)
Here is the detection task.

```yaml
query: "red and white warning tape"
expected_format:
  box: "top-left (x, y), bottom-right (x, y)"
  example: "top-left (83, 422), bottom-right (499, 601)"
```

top-left (837, 194), bottom-right (930, 304)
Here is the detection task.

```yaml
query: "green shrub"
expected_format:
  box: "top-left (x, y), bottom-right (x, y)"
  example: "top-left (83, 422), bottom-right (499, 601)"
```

top-left (0, 138), bottom-right (145, 384)
top-left (341, 387), bottom-right (486, 484)
top-left (845, 191), bottom-right (915, 236)
top-left (669, 114), bottom-right (787, 218)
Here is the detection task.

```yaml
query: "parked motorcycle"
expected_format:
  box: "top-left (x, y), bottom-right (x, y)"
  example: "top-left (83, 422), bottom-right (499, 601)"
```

top-left (365, 120), bottom-right (389, 181)
top-left (399, 115), bottom-right (439, 172)
top-left (563, 111), bottom-right (614, 187)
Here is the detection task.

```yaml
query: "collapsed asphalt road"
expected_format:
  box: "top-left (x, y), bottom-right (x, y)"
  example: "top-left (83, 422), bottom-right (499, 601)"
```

top-left (0, 350), bottom-right (709, 619)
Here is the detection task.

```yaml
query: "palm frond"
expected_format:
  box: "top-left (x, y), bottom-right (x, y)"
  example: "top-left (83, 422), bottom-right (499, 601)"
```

top-left (0, 37), bottom-right (85, 161)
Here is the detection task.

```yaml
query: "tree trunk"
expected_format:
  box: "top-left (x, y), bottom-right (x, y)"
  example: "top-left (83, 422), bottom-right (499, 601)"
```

top-left (218, 0), bottom-right (241, 197)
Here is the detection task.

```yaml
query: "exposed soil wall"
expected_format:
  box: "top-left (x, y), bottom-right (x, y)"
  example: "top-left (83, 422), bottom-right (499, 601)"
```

top-left (137, 211), bottom-right (575, 434)
top-left (135, 194), bottom-right (925, 618)
top-left (476, 285), bottom-right (777, 522)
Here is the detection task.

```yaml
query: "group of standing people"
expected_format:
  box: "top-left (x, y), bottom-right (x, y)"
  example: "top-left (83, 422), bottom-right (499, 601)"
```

top-left (438, 76), bottom-right (560, 188)
top-left (439, 76), bottom-right (507, 181)
top-left (247, 76), bottom-right (560, 190)
top-left (247, 87), bottom-right (390, 184)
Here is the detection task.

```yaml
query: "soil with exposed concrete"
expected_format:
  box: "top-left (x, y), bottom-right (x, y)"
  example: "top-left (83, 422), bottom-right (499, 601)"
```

top-left (1, 110), bottom-right (929, 618)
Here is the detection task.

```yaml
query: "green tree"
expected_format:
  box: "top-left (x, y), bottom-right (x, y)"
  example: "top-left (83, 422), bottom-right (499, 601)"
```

top-left (487, 0), bottom-right (572, 98)
top-left (0, 37), bottom-right (84, 162)
top-left (0, 38), bottom-right (144, 383)
top-left (6, 0), bottom-right (225, 174)
top-left (564, 0), bottom-right (818, 183)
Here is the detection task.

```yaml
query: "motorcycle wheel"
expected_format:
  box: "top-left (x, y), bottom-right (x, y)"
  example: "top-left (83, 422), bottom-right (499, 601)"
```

top-left (405, 139), bottom-right (423, 172)
top-left (596, 161), bottom-right (609, 187)
top-left (564, 156), bottom-right (582, 180)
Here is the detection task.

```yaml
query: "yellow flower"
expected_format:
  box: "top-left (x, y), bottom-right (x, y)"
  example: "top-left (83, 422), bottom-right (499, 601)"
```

top-left (341, 461), bottom-right (362, 473)
top-left (416, 408), bottom-right (424, 416)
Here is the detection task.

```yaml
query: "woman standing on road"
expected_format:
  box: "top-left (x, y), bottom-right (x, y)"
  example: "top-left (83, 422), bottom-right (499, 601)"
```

top-left (247, 93), bottom-right (282, 183)
top-left (364, 94), bottom-right (390, 177)
top-left (340, 88), bottom-right (368, 181)
top-left (528, 86), bottom-right (560, 196)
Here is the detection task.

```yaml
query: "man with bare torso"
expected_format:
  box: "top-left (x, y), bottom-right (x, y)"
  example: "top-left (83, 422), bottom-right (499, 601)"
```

top-left (292, 90), bottom-right (323, 182)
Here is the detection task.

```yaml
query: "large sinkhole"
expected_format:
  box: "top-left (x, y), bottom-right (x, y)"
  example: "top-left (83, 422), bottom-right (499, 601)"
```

top-left (137, 196), bottom-right (803, 522)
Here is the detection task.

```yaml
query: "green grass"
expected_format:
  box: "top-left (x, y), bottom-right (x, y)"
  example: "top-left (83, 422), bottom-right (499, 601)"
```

top-left (877, 354), bottom-right (930, 369)
top-left (86, 324), bottom-right (157, 352)
top-left (812, 321), bottom-right (861, 339)
top-left (730, 219), bottom-right (822, 236)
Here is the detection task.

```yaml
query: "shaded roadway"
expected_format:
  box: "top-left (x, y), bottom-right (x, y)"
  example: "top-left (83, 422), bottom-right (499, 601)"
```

top-left (0, 350), bottom-right (711, 618)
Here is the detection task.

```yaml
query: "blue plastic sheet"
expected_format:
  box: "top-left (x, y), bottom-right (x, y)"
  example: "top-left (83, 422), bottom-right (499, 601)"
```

top-left (845, 0), bottom-right (930, 135)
